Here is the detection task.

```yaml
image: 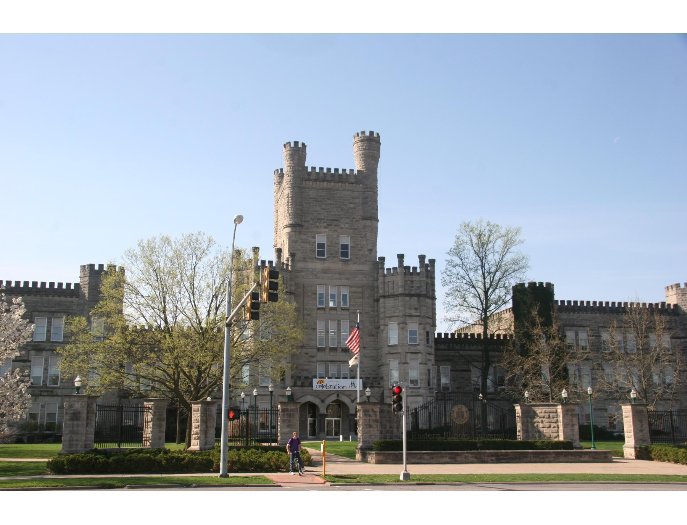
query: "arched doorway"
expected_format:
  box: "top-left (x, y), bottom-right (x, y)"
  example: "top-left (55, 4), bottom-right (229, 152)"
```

top-left (304, 402), bottom-right (318, 439)
top-left (325, 401), bottom-right (347, 438)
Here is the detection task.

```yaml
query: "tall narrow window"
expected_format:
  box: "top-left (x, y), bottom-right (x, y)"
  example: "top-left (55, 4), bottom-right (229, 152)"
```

top-left (47, 355), bottom-right (61, 386)
top-left (0, 358), bottom-right (12, 376)
top-left (329, 363), bottom-right (339, 379)
top-left (340, 320), bottom-right (349, 348)
top-left (329, 286), bottom-right (337, 308)
top-left (408, 323), bottom-right (419, 345)
top-left (316, 234), bottom-right (326, 258)
top-left (317, 285), bottom-right (326, 308)
top-left (317, 362), bottom-right (326, 378)
top-left (600, 329), bottom-right (610, 352)
top-left (440, 366), bottom-right (451, 392)
top-left (389, 359), bottom-right (399, 386)
top-left (91, 318), bottom-right (105, 341)
top-left (577, 330), bottom-right (588, 351)
top-left (317, 320), bottom-right (326, 348)
top-left (241, 364), bottom-right (250, 386)
top-left (51, 317), bottom-right (64, 342)
top-left (409, 359), bottom-right (420, 387)
top-left (340, 286), bottom-right (349, 308)
top-left (388, 322), bottom-right (398, 346)
top-left (340, 365), bottom-right (349, 379)
top-left (329, 320), bottom-right (338, 348)
top-left (33, 317), bottom-right (47, 342)
top-left (258, 365), bottom-right (271, 386)
top-left (339, 235), bottom-right (350, 260)
top-left (45, 402), bottom-right (58, 431)
top-left (427, 366), bottom-right (434, 389)
top-left (31, 356), bottom-right (44, 385)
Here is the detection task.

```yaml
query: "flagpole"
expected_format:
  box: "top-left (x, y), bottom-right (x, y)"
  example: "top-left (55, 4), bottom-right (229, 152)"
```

top-left (356, 309), bottom-right (360, 405)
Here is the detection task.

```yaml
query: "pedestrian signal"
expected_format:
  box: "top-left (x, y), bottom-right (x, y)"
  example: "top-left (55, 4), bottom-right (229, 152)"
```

top-left (228, 407), bottom-right (240, 421)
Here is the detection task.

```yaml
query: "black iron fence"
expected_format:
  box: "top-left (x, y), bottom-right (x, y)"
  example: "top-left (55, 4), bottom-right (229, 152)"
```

top-left (408, 392), bottom-right (516, 440)
top-left (95, 403), bottom-right (151, 448)
top-left (216, 406), bottom-right (279, 446)
top-left (648, 410), bottom-right (687, 445)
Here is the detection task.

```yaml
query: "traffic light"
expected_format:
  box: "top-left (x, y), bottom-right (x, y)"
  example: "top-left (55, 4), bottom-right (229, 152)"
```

top-left (261, 266), bottom-right (279, 303)
top-left (227, 406), bottom-right (240, 421)
top-left (391, 384), bottom-right (404, 414)
top-left (244, 291), bottom-right (261, 321)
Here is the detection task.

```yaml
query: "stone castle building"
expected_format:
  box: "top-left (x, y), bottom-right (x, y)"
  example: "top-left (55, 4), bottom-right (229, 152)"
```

top-left (265, 131), bottom-right (437, 439)
top-left (1, 264), bottom-right (115, 440)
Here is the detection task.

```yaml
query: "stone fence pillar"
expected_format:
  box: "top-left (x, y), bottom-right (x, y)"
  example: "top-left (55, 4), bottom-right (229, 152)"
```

top-left (142, 398), bottom-right (169, 449)
top-left (61, 395), bottom-right (97, 454)
top-left (356, 402), bottom-right (401, 460)
top-left (188, 400), bottom-right (218, 451)
top-left (622, 403), bottom-right (650, 459)
top-left (278, 402), bottom-right (299, 445)
top-left (516, 403), bottom-right (579, 446)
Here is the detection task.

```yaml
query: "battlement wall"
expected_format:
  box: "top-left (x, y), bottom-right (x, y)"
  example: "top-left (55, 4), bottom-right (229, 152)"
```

top-left (554, 299), bottom-right (678, 314)
top-left (377, 254), bottom-right (435, 277)
top-left (513, 281), bottom-right (554, 291)
top-left (665, 282), bottom-right (687, 293)
top-left (0, 280), bottom-right (81, 297)
top-left (274, 166), bottom-right (362, 184)
top-left (435, 332), bottom-right (513, 341)
top-left (80, 263), bottom-right (124, 275)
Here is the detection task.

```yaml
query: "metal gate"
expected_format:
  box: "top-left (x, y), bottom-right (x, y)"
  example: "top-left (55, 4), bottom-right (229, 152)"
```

top-left (648, 410), bottom-right (687, 445)
top-left (94, 403), bottom-right (151, 448)
top-left (215, 406), bottom-right (278, 446)
top-left (409, 393), bottom-right (516, 440)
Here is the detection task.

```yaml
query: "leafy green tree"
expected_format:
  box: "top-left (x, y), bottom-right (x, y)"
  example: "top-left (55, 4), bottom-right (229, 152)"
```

top-left (59, 233), bottom-right (302, 446)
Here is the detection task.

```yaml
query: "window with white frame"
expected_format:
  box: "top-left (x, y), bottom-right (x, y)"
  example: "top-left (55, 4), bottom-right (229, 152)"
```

top-left (600, 329), bottom-right (611, 352)
top-left (388, 322), bottom-right (398, 345)
top-left (329, 362), bottom-right (339, 379)
top-left (317, 285), bottom-right (326, 308)
top-left (241, 364), bottom-right (250, 386)
top-left (440, 366), bottom-right (451, 392)
top-left (340, 365), bottom-right (349, 379)
top-left (33, 317), bottom-right (47, 342)
top-left (329, 320), bottom-right (337, 348)
top-left (565, 328), bottom-right (588, 351)
top-left (45, 402), bottom-right (58, 430)
top-left (51, 317), bottom-right (64, 342)
top-left (409, 359), bottom-right (419, 387)
top-left (0, 358), bottom-right (12, 376)
top-left (339, 235), bottom-right (350, 260)
top-left (91, 317), bottom-right (105, 340)
top-left (615, 332), bottom-right (624, 352)
top-left (661, 334), bottom-right (672, 352)
top-left (31, 356), bottom-right (44, 385)
top-left (340, 286), bottom-right (349, 308)
top-left (389, 359), bottom-right (399, 386)
top-left (329, 286), bottom-right (337, 308)
top-left (47, 355), bottom-right (61, 386)
top-left (408, 323), bottom-right (419, 345)
top-left (577, 330), bottom-right (588, 351)
top-left (317, 362), bottom-right (326, 378)
top-left (316, 234), bottom-right (326, 258)
top-left (340, 320), bottom-right (349, 348)
top-left (317, 320), bottom-right (326, 348)
top-left (427, 366), bottom-right (434, 389)
top-left (564, 329), bottom-right (575, 350)
top-left (27, 403), bottom-right (40, 425)
top-left (258, 365), bottom-right (271, 386)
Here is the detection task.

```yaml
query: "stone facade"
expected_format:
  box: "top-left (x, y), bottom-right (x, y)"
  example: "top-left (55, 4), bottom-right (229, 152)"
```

top-left (60, 395), bottom-right (97, 453)
top-left (622, 403), bottom-right (651, 458)
top-left (142, 398), bottom-right (169, 449)
top-left (1, 264), bottom-right (123, 440)
top-left (188, 400), bottom-right (218, 451)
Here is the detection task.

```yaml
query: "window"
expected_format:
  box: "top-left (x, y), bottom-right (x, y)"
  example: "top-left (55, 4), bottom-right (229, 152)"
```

top-left (340, 365), bottom-right (349, 380)
top-left (565, 328), bottom-right (588, 351)
top-left (45, 403), bottom-right (58, 431)
top-left (329, 363), bottom-right (339, 379)
top-left (340, 320), bottom-right (349, 348)
top-left (258, 365), bottom-right (271, 386)
top-left (600, 329), bottom-right (611, 352)
top-left (31, 356), bottom-right (44, 385)
top-left (440, 366), bottom-right (451, 392)
top-left (388, 322), bottom-right (398, 345)
top-left (316, 234), bottom-right (326, 258)
top-left (408, 323), bottom-right (418, 345)
top-left (317, 320), bottom-right (326, 348)
top-left (241, 364), bottom-right (250, 386)
top-left (564, 329), bottom-right (575, 351)
top-left (329, 286), bottom-right (337, 308)
top-left (317, 285), bottom-right (326, 308)
top-left (577, 330), bottom-right (588, 351)
top-left (662, 335), bottom-right (672, 352)
top-left (47, 355), bottom-right (60, 386)
top-left (91, 317), bottom-right (105, 340)
top-left (427, 366), bottom-right (434, 389)
top-left (339, 235), bottom-right (350, 260)
top-left (50, 317), bottom-right (64, 342)
top-left (389, 359), bottom-right (399, 386)
top-left (33, 317), bottom-right (47, 342)
top-left (626, 334), bottom-right (636, 353)
top-left (0, 358), bottom-right (12, 376)
top-left (340, 286), bottom-right (349, 308)
top-left (615, 333), bottom-right (624, 352)
top-left (317, 362), bottom-right (326, 378)
top-left (329, 320), bottom-right (338, 348)
top-left (409, 359), bottom-right (419, 387)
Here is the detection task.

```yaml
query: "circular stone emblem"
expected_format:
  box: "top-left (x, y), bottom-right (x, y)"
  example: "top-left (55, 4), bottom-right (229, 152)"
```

top-left (451, 404), bottom-right (469, 425)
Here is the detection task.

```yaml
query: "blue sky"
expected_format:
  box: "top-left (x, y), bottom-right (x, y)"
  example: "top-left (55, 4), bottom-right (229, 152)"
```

top-left (1, 34), bottom-right (686, 331)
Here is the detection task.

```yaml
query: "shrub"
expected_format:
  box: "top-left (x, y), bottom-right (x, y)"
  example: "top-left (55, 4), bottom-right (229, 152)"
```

top-left (639, 444), bottom-right (687, 465)
top-left (372, 439), bottom-right (573, 452)
top-left (578, 424), bottom-right (621, 441)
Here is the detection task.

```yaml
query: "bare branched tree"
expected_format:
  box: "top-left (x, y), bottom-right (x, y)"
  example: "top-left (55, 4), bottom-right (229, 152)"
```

top-left (442, 220), bottom-right (529, 396)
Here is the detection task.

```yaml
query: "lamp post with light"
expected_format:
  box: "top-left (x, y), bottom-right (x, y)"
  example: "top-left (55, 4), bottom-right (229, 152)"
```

top-left (219, 214), bottom-right (243, 478)
top-left (630, 388), bottom-right (637, 404)
top-left (587, 386), bottom-right (596, 449)
top-left (74, 375), bottom-right (82, 395)
top-left (524, 390), bottom-right (529, 403)
top-left (241, 391), bottom-right (246, 412)
top-left (268, 383), bottom-right (274, 442)
top-left (365, 387), bottom-right (371, 402)
top-left (286, 386), bottom-right (292, 402)
top-left (561, 388), bottom-right (568, 404)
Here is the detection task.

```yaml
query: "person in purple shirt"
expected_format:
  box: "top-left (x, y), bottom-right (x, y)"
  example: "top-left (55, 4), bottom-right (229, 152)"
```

top-left (286, 431), bottom-right (303, 475)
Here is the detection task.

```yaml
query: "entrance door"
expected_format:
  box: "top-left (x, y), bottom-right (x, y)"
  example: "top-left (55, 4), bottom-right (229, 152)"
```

top-left (306, 403), bottom-right (318, 438)
top-left (325, 418), bottom-right (341, 437)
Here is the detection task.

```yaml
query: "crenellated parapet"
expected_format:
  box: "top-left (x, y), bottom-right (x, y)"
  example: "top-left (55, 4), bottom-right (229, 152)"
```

top-left (0, 279), bottom-right (81, 297)
top-left (377, 254), bottom-right (435, 296)
top-left (435, 332), bottom-right (513, 341)
top-left (554, 299), bottom-right (679, 314)
top-left (665, 282), bottom-right (687, 311)
top-left (434, 331), bottom-right (513, 352)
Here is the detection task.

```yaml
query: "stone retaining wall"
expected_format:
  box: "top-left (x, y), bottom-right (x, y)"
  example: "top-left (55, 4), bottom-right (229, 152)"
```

top-left (361, 450), bottom-right (613, 464)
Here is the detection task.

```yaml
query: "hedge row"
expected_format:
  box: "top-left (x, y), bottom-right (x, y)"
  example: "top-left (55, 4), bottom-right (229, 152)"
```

top-left (636, 444), bottom-right (687, 465)
top-left (47, 445), bottom-right (311, 475)
top-left (372, 439), bottom-right (574, 452)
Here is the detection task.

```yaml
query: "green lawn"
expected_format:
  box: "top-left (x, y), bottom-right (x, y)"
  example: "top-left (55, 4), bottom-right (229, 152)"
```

top-left (324, 473), bottom-right (687, 484)
top-left (0, 475), bottom-right (274, 490)
top-left (579, 441), bottom-right (625, 457)
top-left (303, 440), bottom-right (358, 460)
top-left (0, 442), bottom-right (187, 459)
top-left (0, 461), bottom-right (49, 477)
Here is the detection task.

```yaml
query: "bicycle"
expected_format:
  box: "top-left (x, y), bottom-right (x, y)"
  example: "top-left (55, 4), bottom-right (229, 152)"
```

top-left (290, 451), bottom-right (304, 476)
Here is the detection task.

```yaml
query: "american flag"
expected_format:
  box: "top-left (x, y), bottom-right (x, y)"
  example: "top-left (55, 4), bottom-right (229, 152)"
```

top-left (346, 322), bottom-right (360, 356)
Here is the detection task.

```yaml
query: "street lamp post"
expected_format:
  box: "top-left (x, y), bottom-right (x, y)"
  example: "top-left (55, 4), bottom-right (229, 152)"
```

top-left (561, 388), bottom-right (568, 404)
top-left (74, 375), bottom-right (82, 395)
top-left (268, 383), bottom-right (274, 443)
top-left (286, 386), bottom-right (292, 402)
top-left (630, 388), bottom-right (637, 404)
top-left (241, 391), bottom-right (245, 412)
top-left (365, 387), bottom-right (371, 402)
top-left (524, 390), bottom-right (529, 403)
top-left (219, 214), bottom-right (243, 478)
top-left (587, 386), bottom-right (596, 450)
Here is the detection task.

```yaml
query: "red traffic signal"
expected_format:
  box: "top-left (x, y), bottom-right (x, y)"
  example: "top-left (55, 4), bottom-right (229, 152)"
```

top-left (391, 384), bottom-right (403, 414)
top-left (228, 407), bottom-right (240, 421)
